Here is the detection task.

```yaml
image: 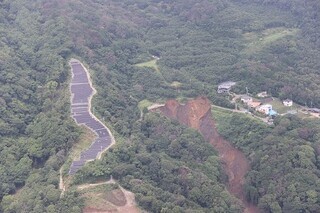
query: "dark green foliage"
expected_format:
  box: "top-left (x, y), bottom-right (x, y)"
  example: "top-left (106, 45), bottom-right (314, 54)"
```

top-left (0, 0), bottom-right (81, 211)
top-left (1, 0), bottom-right (320, 212)
top-left (215, 111), bottom-right (320, 212)
top-left (74, 114), bottom-right (241, 212)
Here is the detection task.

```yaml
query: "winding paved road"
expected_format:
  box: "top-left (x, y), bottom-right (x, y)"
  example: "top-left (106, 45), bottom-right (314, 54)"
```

top-left (68, 59), bottom-right (114, 175)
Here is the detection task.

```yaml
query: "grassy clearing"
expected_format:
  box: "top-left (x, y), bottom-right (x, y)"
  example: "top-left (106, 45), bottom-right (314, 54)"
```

top-left (62, 126), bottom-right (96, 176)
top-left (211, 105), bottom-right (265, 128)
top-left (243, 27), bottom-right (298, 54)
top-left (211, 107), bottom-right (233, 125)
top-left (138, 99), bottom-right (153, 111)
top-left (135, 59), bottom-right (159, 72)
top-left (297, 111), bottom-right (312, 119)
top-left (170, 81), bottom-right (182, 88)
top-left (268, 98), bottom-right (301, 114)
top-left (80, 183), bottom-right (118, 194)
top-left (80, 184), bottom-right (124, 210)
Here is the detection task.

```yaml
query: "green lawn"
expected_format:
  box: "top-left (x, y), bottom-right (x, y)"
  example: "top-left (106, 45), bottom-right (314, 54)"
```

top-left (135, 59), bottom-right (159, 72)
top-left (135, 59), bottom-right (183, 88)
top-left (138, 99), bottom-right (153, 111)
top-left (268, 98), bottom-right (300, 114)
top-left (80, 184), bottom-right (121, 211)
top-left (62, 126), bottom-right (96, 176)
top-left (170, 81), bottom-right (182, 88)
top-left (212, 107), bottom-right (230, 120)
top-left (243, 27), bottom-right (299, 54)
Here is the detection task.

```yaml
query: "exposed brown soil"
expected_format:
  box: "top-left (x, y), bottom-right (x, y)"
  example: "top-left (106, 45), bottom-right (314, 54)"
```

top-left (80, 180), bottom-right (140, 213)
top-left (158, 96), bottom-right (259, 213)
top-left (105, 189), bottom-right (127, 206)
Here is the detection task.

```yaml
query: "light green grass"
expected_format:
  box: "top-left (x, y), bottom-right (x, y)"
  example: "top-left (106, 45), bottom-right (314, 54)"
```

top-left (62, 126), bottom-right (96, 176)
top-left (243, 27), bottom-right (299, 54)
top-left (297, 111), bottom-right (312, 119)
top-left (170, 81), bottom-right (182, 88)
top-left (135, 59), bottom-right (159, 72)
top-left (212, 107), bottom-right (231, 121)
top-left (268, 98), bottom-right (300, 114)
top-left (80, 184), bottom-right (121, 211)
top-left (138, 99), bottom-right (153, 110)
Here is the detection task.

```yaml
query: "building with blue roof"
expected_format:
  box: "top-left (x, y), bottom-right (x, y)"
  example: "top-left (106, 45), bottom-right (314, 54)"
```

top-left (269, 109), bottom-right (277, 116)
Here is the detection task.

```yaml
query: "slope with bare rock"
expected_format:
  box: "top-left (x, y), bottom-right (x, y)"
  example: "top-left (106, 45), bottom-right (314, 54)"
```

top-left (158, 97), bottom-right (259, 213)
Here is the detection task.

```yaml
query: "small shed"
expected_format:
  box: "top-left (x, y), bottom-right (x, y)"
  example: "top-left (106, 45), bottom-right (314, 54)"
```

top-left (257, 91), bottom-right (268, 98)
top-left (269, 109), bottom-right (278, 116)
top-left (283, 99), bottom-right (293, 107)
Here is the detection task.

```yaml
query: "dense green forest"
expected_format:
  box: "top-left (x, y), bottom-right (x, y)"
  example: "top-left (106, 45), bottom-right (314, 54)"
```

top-left (213, 109), bottom-right (320, 212)
top-left (1, 0), bottom-right (320, 212)
top-left (73, 113), bottom-right (242, 212)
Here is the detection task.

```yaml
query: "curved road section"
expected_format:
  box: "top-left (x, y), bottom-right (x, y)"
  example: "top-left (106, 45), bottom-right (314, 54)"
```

top-left (68, 59), bottom-right (114, 175)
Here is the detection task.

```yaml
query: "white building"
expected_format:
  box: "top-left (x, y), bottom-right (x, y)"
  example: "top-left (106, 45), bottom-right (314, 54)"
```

top-left (257, 91), bottom-right (268, 98)
top-left (217, 81), bottom-right (236, 93)
top-left (283, 99), bottom-right (293, 107)
top-left (257, 104), bottom-right (272, 115)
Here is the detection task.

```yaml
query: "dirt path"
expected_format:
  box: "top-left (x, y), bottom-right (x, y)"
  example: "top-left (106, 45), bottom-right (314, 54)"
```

top-left (116, 186), bottom-right (140, 213)
top-left (77, 177), bottom-right (116, 190)
top-left (147, 103), bottom-right (165, 110)
top-left (158, 97), bottom-right (259, 213)
top-left (78, 178), bottom-right (140, 213)
top-left (59, 167), bottom-right (66, 197)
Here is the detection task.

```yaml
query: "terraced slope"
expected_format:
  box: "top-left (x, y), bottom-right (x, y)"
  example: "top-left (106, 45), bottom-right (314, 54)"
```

top-left (69, 59), bottom-right (114, 174)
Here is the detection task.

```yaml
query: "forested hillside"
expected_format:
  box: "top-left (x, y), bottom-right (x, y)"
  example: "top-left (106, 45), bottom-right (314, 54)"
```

top-left (214, 110), bottom-right (320, 212)
top-left (1, 0), bottom-right (320, 212)
top-left (0, 0), bottom-right (82, 212)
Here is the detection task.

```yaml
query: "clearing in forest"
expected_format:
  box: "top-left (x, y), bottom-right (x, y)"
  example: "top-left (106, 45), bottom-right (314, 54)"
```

top-left (138, 99), bottom-right (153, 111)
top-left (79, 183), bottom-right (140, 213)
top-left (170, 81), bottom-right (182, 88)
top-left (135, 59), bottom-right (159, 72)
top-left (243, 27), bottom-right (299, 54)
top-left (135, 59), bottom-right (183, 88)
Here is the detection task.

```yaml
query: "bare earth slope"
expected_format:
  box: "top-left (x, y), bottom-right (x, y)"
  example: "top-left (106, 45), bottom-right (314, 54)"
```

top-left (158, 97), bottom-right (258, 213)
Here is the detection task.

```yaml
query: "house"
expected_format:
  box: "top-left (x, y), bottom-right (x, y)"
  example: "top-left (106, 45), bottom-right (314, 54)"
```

top-left (240, 95), bottom-right (253, 103)
top-left (257, 104), bottom-right (273, 115)
top-left (257, 91), bottom-right (268, 98)
top-left (248, 101), bottom-right (261, 108)
top-left (217, 85), bottom-right (231, 93)
top-left (283, 99), bottom-right (293, 107)
top-left (217, 81), bottom-right (236, 93)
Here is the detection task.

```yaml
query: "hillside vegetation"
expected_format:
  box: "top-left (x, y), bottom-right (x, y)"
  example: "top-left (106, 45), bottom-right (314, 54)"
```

top-left (0, 0), bottom-right (320, 212)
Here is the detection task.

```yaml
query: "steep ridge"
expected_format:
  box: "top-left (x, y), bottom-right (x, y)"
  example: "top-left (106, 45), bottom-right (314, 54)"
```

top-left (158, 97), bottom-right (258, 213)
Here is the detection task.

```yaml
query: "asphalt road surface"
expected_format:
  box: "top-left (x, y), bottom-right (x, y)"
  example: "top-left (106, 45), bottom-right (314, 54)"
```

top-left (68, 59), bottom-right (112, 175)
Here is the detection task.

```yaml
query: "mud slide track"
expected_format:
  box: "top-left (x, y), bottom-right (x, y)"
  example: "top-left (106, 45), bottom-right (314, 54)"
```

top-left (68, 59), bottom-right (115, 174)
top-left (158, 97), bottom-right (259, 213)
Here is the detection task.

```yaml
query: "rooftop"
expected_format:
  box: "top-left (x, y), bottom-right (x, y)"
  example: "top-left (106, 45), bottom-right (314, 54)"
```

top-left (218, 81), bottom-right (236, 88)
top-left (248, 101), bottom-right (261, 108)
top-left (269, 109), bottom-right (277, 116)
